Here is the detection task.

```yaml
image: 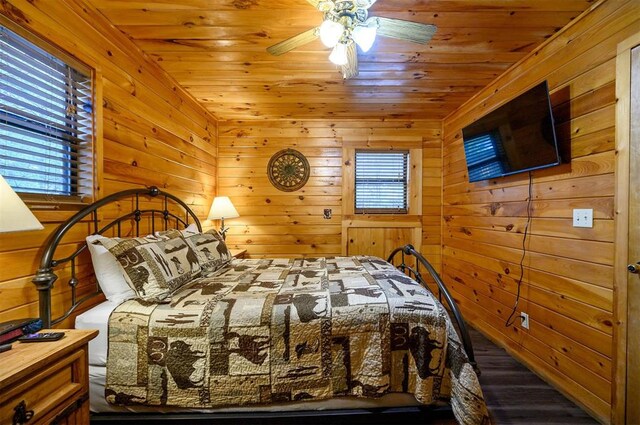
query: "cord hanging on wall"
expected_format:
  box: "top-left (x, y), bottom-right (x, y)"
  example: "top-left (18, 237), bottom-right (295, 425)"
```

top-left (505, 171), bottom-right (533, 328)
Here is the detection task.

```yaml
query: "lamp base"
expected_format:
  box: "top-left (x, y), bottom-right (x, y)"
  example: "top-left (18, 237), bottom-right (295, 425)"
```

top-left (219, 217), bottom-right (227, 240)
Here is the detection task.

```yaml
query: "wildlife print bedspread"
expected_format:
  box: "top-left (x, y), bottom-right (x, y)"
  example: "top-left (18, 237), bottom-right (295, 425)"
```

top-left (106, 256), bottom-right (489, 425)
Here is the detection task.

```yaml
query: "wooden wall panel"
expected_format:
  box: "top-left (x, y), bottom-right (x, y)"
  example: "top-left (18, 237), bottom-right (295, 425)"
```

top-left (218, 120), bottom-right (441, 265)
top-left (346, 227), bottom-right (420, 261)
top-left (441, 1), bottom-right (640, 423)
top-left (0, 0), bottom-right (217, 324)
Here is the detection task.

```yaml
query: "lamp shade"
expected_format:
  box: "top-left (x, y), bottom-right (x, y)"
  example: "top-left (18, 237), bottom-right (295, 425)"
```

top-left (352, 24), bottom-right (377, 52)
top-left (329, 42), bottom-right (349, 65)
top-left (207, 196), bottom-right (239, 220)
top-left (319, 19), bottom-right (344, 48)
top-left (0, 174), bottom-right (44, 233)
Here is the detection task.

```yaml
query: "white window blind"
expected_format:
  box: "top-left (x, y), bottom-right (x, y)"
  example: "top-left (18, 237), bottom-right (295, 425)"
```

top-left (0, 24), bottom-right (93, 200)
top-left (355, 150), bottom-right (409, 214)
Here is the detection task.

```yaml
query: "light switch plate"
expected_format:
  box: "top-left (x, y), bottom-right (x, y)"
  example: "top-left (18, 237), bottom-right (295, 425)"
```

top-left (573, 209), bottom-right (593, 228)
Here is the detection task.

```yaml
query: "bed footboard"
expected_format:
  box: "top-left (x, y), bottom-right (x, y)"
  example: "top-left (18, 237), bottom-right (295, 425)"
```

top-left (387, 244), bottom-right (477, 372)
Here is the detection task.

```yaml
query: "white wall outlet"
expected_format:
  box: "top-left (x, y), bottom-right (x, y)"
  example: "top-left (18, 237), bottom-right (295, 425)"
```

top-left (572, 208), bottom-right (593, 228)
top-left (520, 312), bottom-right (530, 329)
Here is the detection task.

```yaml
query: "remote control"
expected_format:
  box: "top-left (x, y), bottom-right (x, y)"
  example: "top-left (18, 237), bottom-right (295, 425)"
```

top-left (0, 343), bottom-right (11, 352)
top-left (18, 332), bottom-right (65, 342)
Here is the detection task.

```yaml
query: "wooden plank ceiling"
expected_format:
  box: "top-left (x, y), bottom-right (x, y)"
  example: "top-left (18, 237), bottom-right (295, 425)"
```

top-left (87, 0), bottom-right (593, 120)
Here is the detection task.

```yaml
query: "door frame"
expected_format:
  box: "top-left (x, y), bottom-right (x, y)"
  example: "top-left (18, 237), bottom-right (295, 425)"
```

top-left (613, 31), bottom-right (640, 425)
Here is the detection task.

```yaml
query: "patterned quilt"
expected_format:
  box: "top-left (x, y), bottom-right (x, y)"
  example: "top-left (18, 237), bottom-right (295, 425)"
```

top-left (106, 256), bottom-right (489, 425)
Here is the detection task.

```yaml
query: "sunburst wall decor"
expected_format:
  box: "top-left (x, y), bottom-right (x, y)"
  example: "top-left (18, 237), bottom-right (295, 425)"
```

top-left (267, 149), bottom-right (310, 192)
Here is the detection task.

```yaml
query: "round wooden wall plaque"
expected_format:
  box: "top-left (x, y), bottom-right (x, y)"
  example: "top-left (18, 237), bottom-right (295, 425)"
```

top-left (267, 148), bottom-right (310, 192)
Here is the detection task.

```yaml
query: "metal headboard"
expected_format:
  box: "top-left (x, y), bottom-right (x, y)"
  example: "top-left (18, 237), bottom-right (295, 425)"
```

top-left (388, 244), bottom-right (477, 372)
top-left (32, 186), bottom-right (202, 328)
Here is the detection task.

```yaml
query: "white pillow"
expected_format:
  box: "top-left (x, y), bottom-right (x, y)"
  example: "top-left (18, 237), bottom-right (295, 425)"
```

top-left (181, 223), bottom-right (200, 236)
top-left (85, 234), bottom-right (135, 303)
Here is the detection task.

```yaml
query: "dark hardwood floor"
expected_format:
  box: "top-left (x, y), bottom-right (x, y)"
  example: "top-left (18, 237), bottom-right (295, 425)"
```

top-left (469, 326), bottom-right (598, 425)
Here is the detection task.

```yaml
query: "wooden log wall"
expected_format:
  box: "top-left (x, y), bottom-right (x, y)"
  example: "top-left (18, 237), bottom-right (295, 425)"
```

top-left (441, 1), bottom-right (640, 423)
top-left (0, 0), bottom-right (217, 325)
top-left (218, 120), bottom-right (442, 267)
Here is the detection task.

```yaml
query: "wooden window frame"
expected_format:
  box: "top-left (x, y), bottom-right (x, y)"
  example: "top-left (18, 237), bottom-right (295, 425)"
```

top-left (343, 146), bottom-right (422, 217)
top-left (354, 149), bottom-right (410, 214)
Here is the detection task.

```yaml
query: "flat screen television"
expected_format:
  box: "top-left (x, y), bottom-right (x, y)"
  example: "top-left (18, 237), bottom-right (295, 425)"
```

top-left (462, 81), bottom-right (561, 182)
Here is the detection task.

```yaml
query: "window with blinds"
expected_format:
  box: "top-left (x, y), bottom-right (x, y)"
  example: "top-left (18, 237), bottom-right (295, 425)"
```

top-left (0, 24), bottom-right (93, 201)
top-left (355, 150), bottom-right (409, 214)
top-left (463, 131), bottom-right (506, 182)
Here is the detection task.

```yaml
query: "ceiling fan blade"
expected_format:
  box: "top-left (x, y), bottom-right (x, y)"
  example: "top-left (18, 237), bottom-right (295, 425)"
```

top-left (340, 42), bottom-right (359, 79)
top-left (267, 27), bottom-right (319, 56)
top-left (373, 17), bottom-right (437, 44)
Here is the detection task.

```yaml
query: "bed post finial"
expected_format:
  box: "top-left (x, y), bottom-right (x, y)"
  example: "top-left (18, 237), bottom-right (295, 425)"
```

top-left (32, 268), bottom-right (58, 328)
top-left (149, 186), bottom-right (160, 196)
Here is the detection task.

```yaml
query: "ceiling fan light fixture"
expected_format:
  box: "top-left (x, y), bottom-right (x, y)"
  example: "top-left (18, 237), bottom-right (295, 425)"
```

top-left (320, 19), bottom-right (344, 48)
top-left (352, 24), bottom-right (376, 52)
top-left (329, 42), bottom-right (349, 65)
top-left (266, 1), bottom-right (437, 80)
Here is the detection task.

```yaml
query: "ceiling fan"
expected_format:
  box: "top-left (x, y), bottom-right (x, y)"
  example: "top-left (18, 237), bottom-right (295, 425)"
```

top-left (266, 0), bottom-right (437, 79)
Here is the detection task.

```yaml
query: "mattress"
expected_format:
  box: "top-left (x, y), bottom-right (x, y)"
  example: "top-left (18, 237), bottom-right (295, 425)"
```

top-left (75, 300), bottom-right (119, 366)
top-left (89, 365), bottom-right (422, 413)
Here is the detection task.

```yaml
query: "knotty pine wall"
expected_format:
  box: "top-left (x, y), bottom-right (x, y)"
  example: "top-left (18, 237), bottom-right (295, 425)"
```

top-left (0, 1), bottom-right (631, 422)
top-left (0, 0), bottom-right (217, 325)
top-left (218, 120), bottom-right (442, 268)
top-left (442, 1), bottom-right (640, 422)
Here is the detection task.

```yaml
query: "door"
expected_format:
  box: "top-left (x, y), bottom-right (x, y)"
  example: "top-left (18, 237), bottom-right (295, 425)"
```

top-left (615, 33), bottom-right (640, 425)
top-left (627, 44), bottom-right (640, 425)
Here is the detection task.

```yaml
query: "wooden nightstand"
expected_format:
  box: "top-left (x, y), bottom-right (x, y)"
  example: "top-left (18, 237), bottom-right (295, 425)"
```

top-left (0, 329), bottom-right (98, 425)
top-left (230, 248), bottom-right (247, 259)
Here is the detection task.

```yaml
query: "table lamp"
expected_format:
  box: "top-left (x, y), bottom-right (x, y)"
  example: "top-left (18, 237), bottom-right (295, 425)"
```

top-left (207, 196), bottom-right (239, 239)
top-left (0, 174), bottom-right (43, 233)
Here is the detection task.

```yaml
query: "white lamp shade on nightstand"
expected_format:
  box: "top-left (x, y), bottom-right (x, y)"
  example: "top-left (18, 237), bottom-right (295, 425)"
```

top-left (207, 196), bottom-right (239, 220)
top-left (0, 174), bottom-right (43, 233)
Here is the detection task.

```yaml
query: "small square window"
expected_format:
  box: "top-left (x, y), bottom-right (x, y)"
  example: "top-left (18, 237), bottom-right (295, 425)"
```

top-left (355, 150), bottom-right (409, 214)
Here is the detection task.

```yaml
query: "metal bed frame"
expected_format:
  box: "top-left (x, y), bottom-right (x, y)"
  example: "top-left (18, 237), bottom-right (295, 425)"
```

top-left (33, 186), bottom-right (200, 328)
top-left (32, 186), bottom-right (477, 421)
